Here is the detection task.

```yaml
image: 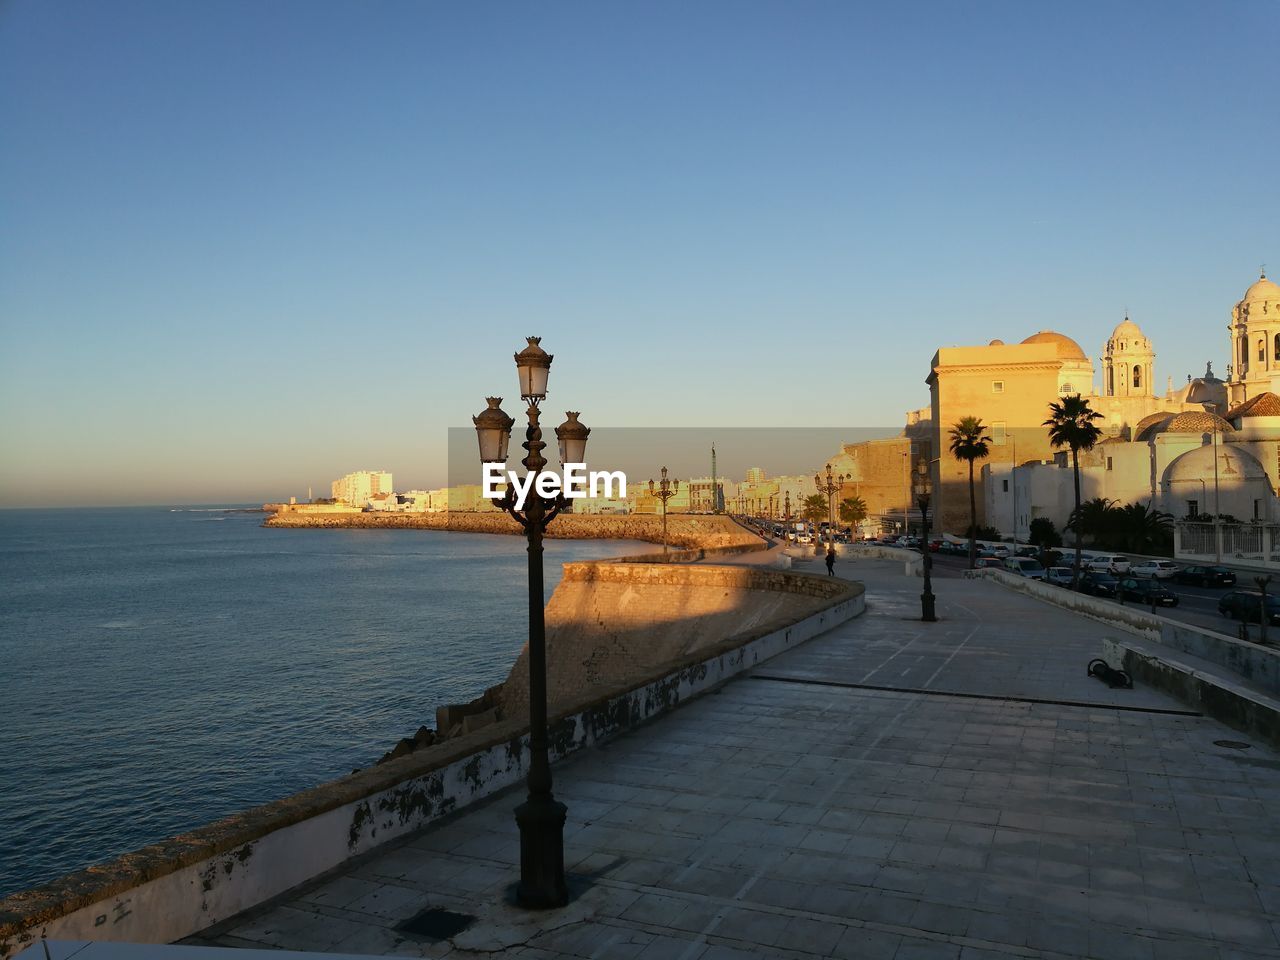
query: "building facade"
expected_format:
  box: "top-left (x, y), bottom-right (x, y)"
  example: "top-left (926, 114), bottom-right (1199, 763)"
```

top-left (331, 470), bottom-right (393, 507)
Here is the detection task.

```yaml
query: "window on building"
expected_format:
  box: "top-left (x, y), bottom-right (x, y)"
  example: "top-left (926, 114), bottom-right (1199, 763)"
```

top-left (1061, 382), bottom-right (1073, 394)
top-left (1259, 339), bottom-right (1266, 362)
top-left (1002, 479), bottom-right (1009, 492)
top-left (1106, 457), bottom-right (1113, 471)
top-left (992, 381), bottom-right (1004, 393)
top-left (1132, 365), bottom-right (1141, 388)
top-left (1255, 499), bottom-right (1263, 521)
top-left (1188, 499), bottom-right (1198, 517)
top-left (992, 422), bottom-right (1007, 446)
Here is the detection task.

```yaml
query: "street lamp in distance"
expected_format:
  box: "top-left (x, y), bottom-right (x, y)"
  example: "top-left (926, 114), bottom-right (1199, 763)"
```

top-left (649, 467), bottom-right (679, 554)
top-left (913, 456), bottom-right (937, 622)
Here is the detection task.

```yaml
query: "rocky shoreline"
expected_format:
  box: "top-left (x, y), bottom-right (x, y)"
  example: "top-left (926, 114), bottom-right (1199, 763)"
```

top-left (263, 509), bottom-right (759, 551)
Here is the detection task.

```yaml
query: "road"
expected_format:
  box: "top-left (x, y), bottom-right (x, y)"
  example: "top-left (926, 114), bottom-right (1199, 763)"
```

top-left (924, 551), bottom-right (1273, 639)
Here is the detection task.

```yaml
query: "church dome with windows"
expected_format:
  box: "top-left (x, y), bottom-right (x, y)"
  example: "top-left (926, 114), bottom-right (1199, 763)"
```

top-left (1020, 330), bottom-right (1088, 360)
top-left (1109, 318), bottom-right (1145, 342)
top-left (1242, 272), bottom-right (1280, 303)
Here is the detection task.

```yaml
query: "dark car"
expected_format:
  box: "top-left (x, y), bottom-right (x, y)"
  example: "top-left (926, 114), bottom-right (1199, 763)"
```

top-left (1119, 577), bottom-right (1179, 607)
top-left (1174, 565), bottom-right (1237, 587)
top-left (1078, 572), bottom-right (1119, 598)
top-left (1218, 590), bottom-right (1280, 624)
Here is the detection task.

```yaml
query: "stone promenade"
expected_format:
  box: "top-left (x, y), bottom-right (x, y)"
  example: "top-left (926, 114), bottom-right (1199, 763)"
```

top-left (187, 559), bottom-right (1280, 959)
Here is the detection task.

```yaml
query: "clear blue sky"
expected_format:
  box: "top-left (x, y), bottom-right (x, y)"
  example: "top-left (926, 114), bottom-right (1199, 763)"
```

top-left (1, 0), bottom-right (1275, 506)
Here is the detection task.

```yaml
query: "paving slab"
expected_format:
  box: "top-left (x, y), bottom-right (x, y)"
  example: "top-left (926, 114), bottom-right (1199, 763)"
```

top-left (186, 559), bottom-right (1280, 958)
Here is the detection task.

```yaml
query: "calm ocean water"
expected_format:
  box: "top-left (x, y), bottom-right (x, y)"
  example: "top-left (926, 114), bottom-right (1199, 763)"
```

top-left (0, 507), bottom-right (646, 898)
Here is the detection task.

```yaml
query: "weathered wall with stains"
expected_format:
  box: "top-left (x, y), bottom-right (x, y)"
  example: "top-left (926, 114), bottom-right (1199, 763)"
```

top-left (502, 563), bottom-right (854, 719)
top-left (0, 568), bottom-right (863, 957)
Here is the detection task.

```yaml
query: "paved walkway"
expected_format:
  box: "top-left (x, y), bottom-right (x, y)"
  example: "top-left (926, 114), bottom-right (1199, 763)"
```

top-left (187, 559), bottom-right (1280, 959)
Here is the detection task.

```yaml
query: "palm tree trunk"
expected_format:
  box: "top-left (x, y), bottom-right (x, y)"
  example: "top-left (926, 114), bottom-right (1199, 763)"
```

top-left (968, 458), bottom-right (977, 569)
top-left (1072, 446), bottom-right (1082, 587)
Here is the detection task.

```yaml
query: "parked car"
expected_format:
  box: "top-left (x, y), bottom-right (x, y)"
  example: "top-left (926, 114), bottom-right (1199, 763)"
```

top-left (990, 545), bottom-right (1011, 558)
top-left (1174, 565), bottom-right (1237, 587)
top-left (1004, 557), bottom-right (1046, 579)
top-left (1218, 589), bottom-right (1280, 624)
top-left (1045, 566), bottom-right (1075, 587)
top-left (1086, 554), bottom-right (1131, 574)
top-left (1118, 577), bottom-right (1179, 607)
top-left (975, 557), bottom-right (1003, 570)
top-left (1129, 560), bottom-right (1180, 580)
top-left (1077, 572), bottom-right (1119, 598)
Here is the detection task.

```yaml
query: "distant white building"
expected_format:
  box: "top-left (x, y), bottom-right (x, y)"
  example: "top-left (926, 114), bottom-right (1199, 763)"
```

top-left (331, 470), bottom-right (393, 507)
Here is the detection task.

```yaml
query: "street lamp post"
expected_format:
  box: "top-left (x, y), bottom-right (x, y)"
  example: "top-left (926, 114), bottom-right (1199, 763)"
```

top-left (649, 467), bottom-right (679, 554)
top-left (913, 457), bottom-right (937, 622)
top-left (815, 464), bottom-right (848, 555)
top-left (473, 337), bottom-right (588, 909)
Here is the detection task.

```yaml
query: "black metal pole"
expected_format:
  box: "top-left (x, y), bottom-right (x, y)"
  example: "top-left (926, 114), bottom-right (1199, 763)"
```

top-left (920, 497), bottom-right (937, 622)
top-left (513, 403), bottom-right (568, 909)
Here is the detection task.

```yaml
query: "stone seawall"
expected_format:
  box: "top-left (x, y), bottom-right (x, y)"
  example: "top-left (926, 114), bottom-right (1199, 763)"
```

top-left (501, 562), bottom-right (853, 720)
top-left (263, 510), bottom-right (760, 552)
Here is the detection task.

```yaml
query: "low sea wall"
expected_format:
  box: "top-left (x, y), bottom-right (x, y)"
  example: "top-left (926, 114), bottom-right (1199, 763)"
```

top-left (263, 510), bottom-right (762, 552)
top-left (848, 545), bottom-right (925, 576)
top-left (0, 561), bottom-right (862, 956)
top-left (501, 561), bottom-right (857, 719)
top-left (974, 568), bottom-right (1280, 694)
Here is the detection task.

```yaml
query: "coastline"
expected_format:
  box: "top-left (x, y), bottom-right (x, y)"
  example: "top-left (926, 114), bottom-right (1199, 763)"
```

top-left (262, 509), bottom-right (761, 551)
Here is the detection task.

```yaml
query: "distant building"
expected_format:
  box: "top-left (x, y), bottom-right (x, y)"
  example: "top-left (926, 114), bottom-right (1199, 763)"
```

top-left (331, 470), bottom-right (393, 507)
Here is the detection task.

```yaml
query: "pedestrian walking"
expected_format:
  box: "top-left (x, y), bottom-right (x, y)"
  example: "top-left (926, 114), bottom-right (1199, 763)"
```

top-left (825, 547), bottom-right (836, 576)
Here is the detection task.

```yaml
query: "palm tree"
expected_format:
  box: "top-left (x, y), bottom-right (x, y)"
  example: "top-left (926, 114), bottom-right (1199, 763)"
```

top-left (839, 496), bottom-right (868, 538)
top-left (948, 417), bottom-right (992, 569)
top-left (1113, 501), bottom-right (1175, 554)
top-left (1045, 394), bottom-right (1103, 586)
top-left (1072, 497), bottom-right (1116, 546)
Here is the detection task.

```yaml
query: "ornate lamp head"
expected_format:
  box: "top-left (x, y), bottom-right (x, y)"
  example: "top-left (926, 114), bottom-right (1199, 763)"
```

top-left (514, 337), bottom-right (553, 401)
top-left (473, 397), bottom-right (514, 463)
top-left (554, 411), bottom-right (590, 464)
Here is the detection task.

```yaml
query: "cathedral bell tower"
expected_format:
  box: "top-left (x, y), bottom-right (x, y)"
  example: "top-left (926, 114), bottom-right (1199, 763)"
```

top-left (1103, 316), bottom-right (1154, 398)
top-left (1228, 270), bottom-right (1280, 405)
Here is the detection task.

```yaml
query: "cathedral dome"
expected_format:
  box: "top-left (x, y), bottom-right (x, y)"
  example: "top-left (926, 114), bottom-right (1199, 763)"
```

top-left (1109, 317), bottom-right (1145, 342)
top-left (1163, 411), bottom-right (1234, 435)
top-left (1227, 392), bottom-right (1280, 419)
top-left (1135, 410), bottom-right (1234, 441)
top-left (1020, 330), bottom-right (1088, 360)
top-left (1243, 272), bottom-right (1280, 303)
top-left (1134, 413), bottom-right (1174, 440)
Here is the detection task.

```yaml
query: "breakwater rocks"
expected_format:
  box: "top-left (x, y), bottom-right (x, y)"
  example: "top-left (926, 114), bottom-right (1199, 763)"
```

top-left (263, 510), bottom-right (759, 551)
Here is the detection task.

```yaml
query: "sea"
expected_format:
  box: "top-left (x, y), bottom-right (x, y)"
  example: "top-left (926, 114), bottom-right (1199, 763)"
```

top-left (0, 506), bottom-right (647, 898)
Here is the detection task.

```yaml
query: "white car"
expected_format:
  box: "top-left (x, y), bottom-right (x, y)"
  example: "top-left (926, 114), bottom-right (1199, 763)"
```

top-left (1130, 559), bottom-right (1180, 579)
top-left (1086, 554), bottom-right (1131, 574)
top-left (1003, 557), bottom-right (1045, 579)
